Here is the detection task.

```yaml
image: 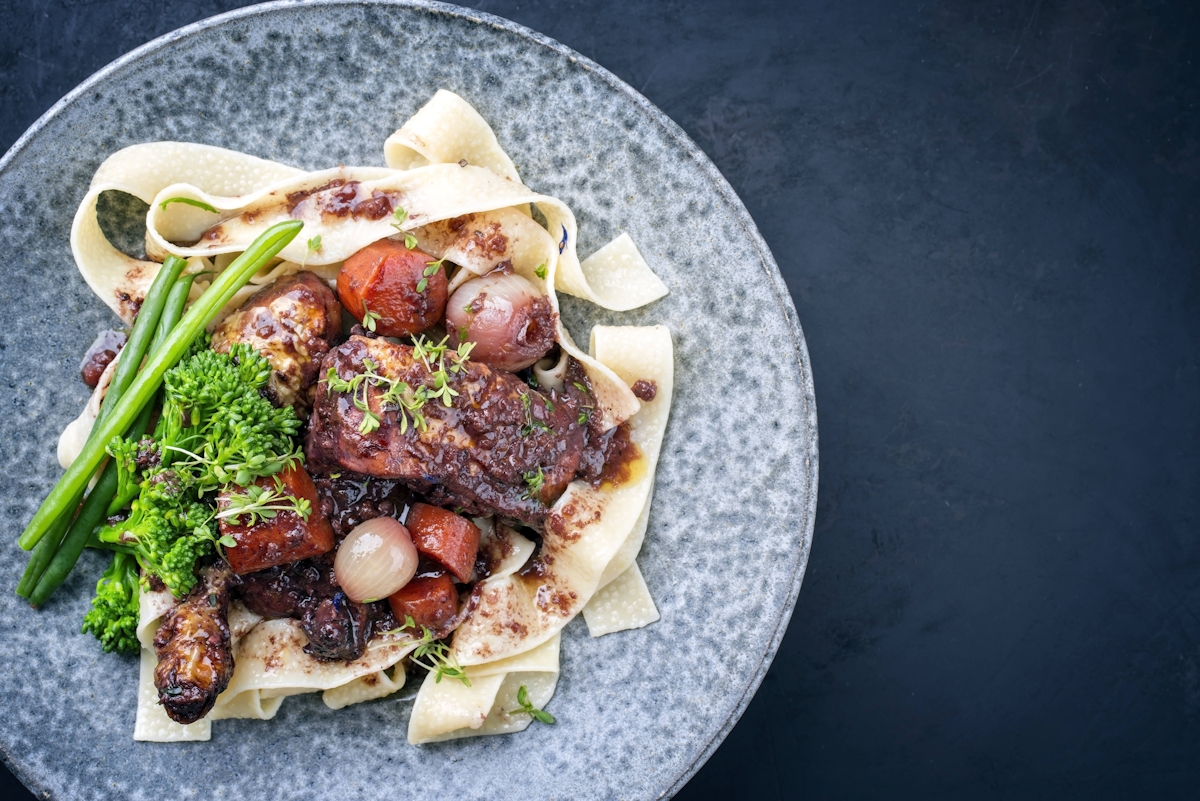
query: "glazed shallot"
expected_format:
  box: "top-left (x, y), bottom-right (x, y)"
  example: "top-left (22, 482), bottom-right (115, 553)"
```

top-left (334, 517), bottom-right (418, 602)
top-left (445, 270), bottom-right (556, 372)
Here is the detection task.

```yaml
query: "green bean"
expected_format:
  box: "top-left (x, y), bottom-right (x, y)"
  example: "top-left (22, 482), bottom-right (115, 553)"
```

top-left (16, 256), bottom-right (185, 554)
top-left (25, 274), bottom-right (198, 605)
top-left (17, 220), bottom-right (302, 552)
top-left (15, 508), bottom-right (75, 597)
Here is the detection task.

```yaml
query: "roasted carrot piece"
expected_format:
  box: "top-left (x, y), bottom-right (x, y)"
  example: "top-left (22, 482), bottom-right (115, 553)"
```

top-left (388, 570), bottom-right (458, 632)
top-left (404, 503), bottom-right (481, 583)
top-left (217, 464), bottom-right (334, 575)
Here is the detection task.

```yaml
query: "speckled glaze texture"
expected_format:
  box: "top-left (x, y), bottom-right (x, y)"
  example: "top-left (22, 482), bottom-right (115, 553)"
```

top-left (0, 2), bottom-right (816, 799)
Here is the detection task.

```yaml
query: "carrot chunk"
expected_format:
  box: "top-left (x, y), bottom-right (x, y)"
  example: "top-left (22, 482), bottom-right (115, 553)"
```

top-left (405, 503), bottom-right (481, 583)
top-left (217, 464), bottom-right (334, 575)
top-left (388, 570), bottom-right (458, 632)
top-left (337, 240), bottom-right (447, 337)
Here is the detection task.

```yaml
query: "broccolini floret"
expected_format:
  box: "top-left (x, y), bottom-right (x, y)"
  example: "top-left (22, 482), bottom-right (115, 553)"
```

top-left (81, 552), bottom-right (141, 654)
top-left (93, 469), bottom-right (217, 597)
top-left (86, 336), bottom-right (305, 630)
top-left (158, 341), bottom-right (302, 493)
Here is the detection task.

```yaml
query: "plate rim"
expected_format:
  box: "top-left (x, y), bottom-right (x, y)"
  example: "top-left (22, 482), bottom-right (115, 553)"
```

top-left (0, 2), bottom-right (819, 797)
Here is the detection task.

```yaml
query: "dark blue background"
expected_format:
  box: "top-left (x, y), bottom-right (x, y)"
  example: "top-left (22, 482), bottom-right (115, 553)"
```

top-left (3, 1), bottom-right (1199, 798)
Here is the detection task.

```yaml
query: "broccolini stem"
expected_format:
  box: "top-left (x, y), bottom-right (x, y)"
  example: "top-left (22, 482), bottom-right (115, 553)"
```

top-left (26, 274), bottom-right (197, 606)
top-left (17, 219), bottom-right (303, 555)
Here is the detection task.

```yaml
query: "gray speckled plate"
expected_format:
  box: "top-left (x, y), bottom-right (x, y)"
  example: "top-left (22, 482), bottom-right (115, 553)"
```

top-left (0, 2), bottom-right (816, 799)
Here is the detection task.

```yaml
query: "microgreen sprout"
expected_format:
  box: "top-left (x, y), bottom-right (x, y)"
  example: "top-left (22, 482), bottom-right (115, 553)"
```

top-left (417, 258), bottom-right (443, 293)
top-left (510, 685), bottom-right (555, 725)
top-left (399, 615), bottom-right (471, 686)
top-left (361, 302), bottom-right (380, 333)
top-left (535, 262), bottom-right (548, 280)
top-left (324, 358), bottom-right (428, 436)
top-left (392, 206), bottom-right (418, 249)
top-left (215, 473), bottom-right (312, 527)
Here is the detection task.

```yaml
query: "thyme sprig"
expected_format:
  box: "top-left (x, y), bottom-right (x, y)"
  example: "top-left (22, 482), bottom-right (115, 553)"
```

top-left (399, 615), bottom-right (471, 686)
top-left (519, 390), bottom-right (551, 436)
top-left (522, 467), bottom-right (545, 500)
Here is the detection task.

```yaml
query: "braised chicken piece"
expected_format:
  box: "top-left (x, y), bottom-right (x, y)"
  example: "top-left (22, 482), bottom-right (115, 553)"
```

top-left (152, 564), bottom-right (235, 724)
top-left (211, 271), bottom-right (342, 411)
top-left (306, 335), bottom-right (586, 526)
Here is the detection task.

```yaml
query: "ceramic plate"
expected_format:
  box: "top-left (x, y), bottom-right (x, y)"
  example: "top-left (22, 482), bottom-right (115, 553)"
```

top-left (0, 2), bottom-right (816, 798)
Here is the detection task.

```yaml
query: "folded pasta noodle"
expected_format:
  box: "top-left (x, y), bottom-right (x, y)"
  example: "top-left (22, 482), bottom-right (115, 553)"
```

top-left (63, 90), bottom-right (673, 743)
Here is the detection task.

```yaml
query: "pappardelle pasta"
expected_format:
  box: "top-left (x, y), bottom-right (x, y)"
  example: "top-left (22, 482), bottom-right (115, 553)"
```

top-left (24, 90), bottom-right (672, 743)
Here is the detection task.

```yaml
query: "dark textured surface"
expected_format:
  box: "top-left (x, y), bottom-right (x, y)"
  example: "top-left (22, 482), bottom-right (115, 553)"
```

top-left (3, 0), bottom-right (1199, 799)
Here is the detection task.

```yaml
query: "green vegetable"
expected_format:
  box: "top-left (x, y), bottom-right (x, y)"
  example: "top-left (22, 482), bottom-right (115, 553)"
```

top-left (509, 684), bottom-right (555, 724)
top-left (93, 467), bottom-right (219, 598)
top-left (16, 254), bottom-right (185, 595)
top-left (15, 513), bottom-right (73, 598)
top-left (17, 220), bottom-right (302, 553)
top-left (159, 197), bottom-right (219, 213)
top-left (157, 342), bottom-right (302, 493)
top-left (80, 552), bottom-right (141, 654)
top-left (93, 341), bottom-right (303, 598)
top-left (25, 273), bottom-right (195, 606)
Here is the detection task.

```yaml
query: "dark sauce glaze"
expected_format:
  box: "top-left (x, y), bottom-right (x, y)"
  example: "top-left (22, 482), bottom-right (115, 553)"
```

top-left (594, 423), bottom-right (642, 488)
top-left (313, 472), bottom-right (415, 541)
top-left (287, 179), bottom-right (398, 221)
top-left (80, 329), bottom-right (126, 387)
top-left (631, 379), bottom-right (658, 402)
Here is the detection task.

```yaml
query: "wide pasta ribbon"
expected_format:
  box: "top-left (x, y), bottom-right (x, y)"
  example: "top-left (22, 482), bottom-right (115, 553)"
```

top-left (70, 142), bottom-right (304, 324)
top-left (448, 325), bottom-right (672, 666)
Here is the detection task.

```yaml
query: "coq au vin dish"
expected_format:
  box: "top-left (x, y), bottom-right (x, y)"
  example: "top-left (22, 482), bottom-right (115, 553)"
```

top-left (16, 90), bottom-right (673, 743)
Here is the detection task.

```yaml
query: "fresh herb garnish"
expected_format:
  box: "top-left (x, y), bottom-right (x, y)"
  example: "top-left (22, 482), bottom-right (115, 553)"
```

top-left (417, 258), bottom-right (444, 293)
top-left (522, 467), bottom-right (545, 499)
top-left (518, 390), bottom-right (552, 436)
top-left (535, 262), bottom-right (548, 280)
top-left (412, 335), bottom-right (473, 406)
top-left (510, 685), bottom-right (555, 724)
top-left (159, 197), bottom-right (218, 213)
top-left (400, 615), bottom-right (471, 686)
top-left (392, 207), bottom-right (418, 249)
top-left (361, 302), bottom-right (380, 333)
top-left (324, 358), bottom-right (428, 436)
top-left (307, 234), bottom-right (322, 253)
top-left (215, 473), bottom-right (312, 527)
